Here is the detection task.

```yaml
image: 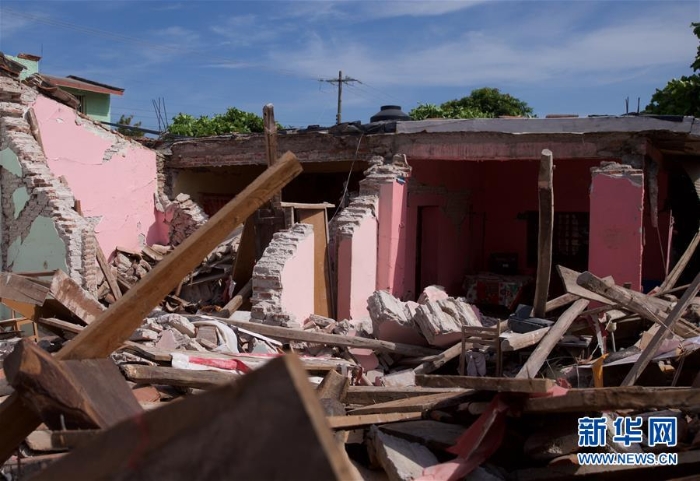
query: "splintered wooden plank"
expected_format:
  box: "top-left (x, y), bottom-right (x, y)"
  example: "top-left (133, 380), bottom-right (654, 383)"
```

top-left (4, 340), bottom-right (141, 429)
top-left (31, 356), bottom-right (355, 481)
top-left (296, 208), bottom-right (332, 317)
top-left (516, 299), bottom-right (589, 379)
top-left (660, 226), bottom-right (700, 292)
top-left (48, 270), bottom-right (105, 325)
top-left (557, 266), bottom-right (615, 305)
top-left (0, 152), bottom-right (303, 464)
top-left (0, 272), bottom-right (50, 306)
top-left (523, 387), bottom-right (700, 413)
top-left (416, 375), bottom-right (554, 393)
top-left (532, 149), bottom-right (554, 318)
top-left (348, 391), bottom-right (473, 416)
top-left (576, 271), bottom-right (699, 338)
top-left (26, 430), bottom-right (99, 452)
top-left (94, 240), bottom-right (121, 300)
top-left (413, 342), bottom-right (463, 375)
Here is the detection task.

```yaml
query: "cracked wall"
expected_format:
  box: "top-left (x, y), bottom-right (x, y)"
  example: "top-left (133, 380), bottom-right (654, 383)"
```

top-left (31, 95), bottom-right (167, 257)
top-left (251, 223), bottom-right (314, 328)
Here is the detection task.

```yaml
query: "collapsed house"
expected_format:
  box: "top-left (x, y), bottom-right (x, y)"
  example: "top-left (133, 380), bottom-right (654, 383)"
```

top-left (3, 65), bottom-right (700, 479)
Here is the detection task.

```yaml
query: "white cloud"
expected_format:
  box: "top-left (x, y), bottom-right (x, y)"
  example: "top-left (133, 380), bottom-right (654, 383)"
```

top-left (267, 4), bottom-right (698, 88)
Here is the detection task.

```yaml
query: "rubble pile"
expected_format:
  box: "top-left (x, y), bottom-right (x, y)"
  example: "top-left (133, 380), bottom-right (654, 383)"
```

top-left (1, 153), bottom-right (700, 480)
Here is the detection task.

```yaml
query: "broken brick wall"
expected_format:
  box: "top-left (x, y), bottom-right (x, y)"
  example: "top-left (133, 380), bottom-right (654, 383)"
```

top-left (333, 195), bottom-right (378, 321)
top-left (31, 94), bottom-right (167, 256)
top-left (0, 78), bottom-right (97, 290)
top-left (251, 223), bottom-right (314, 328)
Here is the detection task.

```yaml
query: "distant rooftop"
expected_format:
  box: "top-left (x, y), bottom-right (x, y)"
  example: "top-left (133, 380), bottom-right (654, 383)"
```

top-left (40, 74), bottom-right (124, 96)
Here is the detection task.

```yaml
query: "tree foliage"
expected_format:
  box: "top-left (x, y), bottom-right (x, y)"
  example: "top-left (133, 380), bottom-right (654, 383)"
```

top-left (409, 87), bottom-right (534, 120)
top-left (116, 114), bottom-right (142, 137)
top-left (168, 107), bottom-right (267, 137)
top-left (645, 22), bottom-right (700, 117)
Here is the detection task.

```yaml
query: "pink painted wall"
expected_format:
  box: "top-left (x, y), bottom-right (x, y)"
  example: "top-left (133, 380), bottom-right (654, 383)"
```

top-left (280, 232), bottom-right (315, 324)
top-left (337, 216), bottom-right (378, 321)
top-left (589, 167), bottom-right (644, 291)
top-left (376, 181), bottom-right (408, 298)
top-left (405, 157), bottom-right (604, 298)
top-left (32, 95), bottom-right (166, 257)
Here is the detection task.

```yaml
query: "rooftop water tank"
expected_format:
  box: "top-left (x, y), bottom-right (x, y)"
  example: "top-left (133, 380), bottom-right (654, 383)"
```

top-left (370, 105), bottom-right (410, 123)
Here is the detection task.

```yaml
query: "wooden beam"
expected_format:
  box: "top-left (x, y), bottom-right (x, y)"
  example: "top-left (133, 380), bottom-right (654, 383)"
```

top-left (215, 315), bottom-right (440, 357)
top-left (4, 339), bottom-right (142, 429)
top-left (622, 269), bottom-right (700, 386)
top-left (0, 272), bottom-right (50, 306)
top-left (545, 293), bottom-right (578, 313)
top-left (26, 429), bottom-right (98, 453)
top-left (413, 342), bottom-right (463, 375)
top-left (558, 266), bottom-right (618, 305)
top-left (660, 226), bottom-right (700, 292)
top-left (36, 317), bottom-right (83, 335)
top-left (576, 271), bottom-right (699, 338)
top-left (344, 386), bottom-right (466, 406)
top-left (120, 364), bottom-right (238, 390)
top-left (524, 387), bottom-right (700, 413)
top-left (263, 103), bottom-right (280, 207)
top-left (328, 412), bottom-right (423, 430)
top-left (532, 149), bottom-right (554, 318)
top-left (0, 152), bottom-right (303, 464)
top-left (296, 208), bottom-right (332, 318)
top-left (516, 299), bottom-right (589, 379)
top-left (94, 239), bottom-right (121, 300)
top-left (500, 327), bottom-right (550, 352)
top-left (220, 278), bottom-right (252, 317)
top-left (416, 375), bottom-right (554, 393)
top-left (48, 269), bottom-right (105, 325)
top-left (231, 220), bottom-right (256, 299)
top-left (31, 355), bottom-right (355, 481)
top-left (348, 391), bottom-right (472, 416)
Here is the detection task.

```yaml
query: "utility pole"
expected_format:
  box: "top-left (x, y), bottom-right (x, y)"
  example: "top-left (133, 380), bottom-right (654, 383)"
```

top-left (320, 70), bottom-right (360, 124)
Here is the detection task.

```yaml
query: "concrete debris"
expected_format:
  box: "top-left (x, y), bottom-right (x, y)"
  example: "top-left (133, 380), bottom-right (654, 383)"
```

top-left (368, 290), bottom-right (425, 346)
top-left (417, 285), bottom-right (449, 304)
top-left (156, 314), bottom-right (196, 337)
top-left (414, 298), bottom-right (481, 347)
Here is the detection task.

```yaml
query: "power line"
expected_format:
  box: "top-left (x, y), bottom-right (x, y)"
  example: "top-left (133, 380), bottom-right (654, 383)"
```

top-left (319, 70), bottom-right (360, 124)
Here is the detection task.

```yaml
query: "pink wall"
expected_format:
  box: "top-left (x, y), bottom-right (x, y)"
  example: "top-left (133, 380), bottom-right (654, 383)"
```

top-left (405, 158), bottom-right (601, 298)
top-left (337, 216), bottom-right (378, 320)
top-left (32, 95), bottom-right (166, 257)
top-left (376, 181), bottom-right (408, 298)
top-left (280, 232), bottom-right (315, 323)
top-left (589, 166), bottom-right (644, 291)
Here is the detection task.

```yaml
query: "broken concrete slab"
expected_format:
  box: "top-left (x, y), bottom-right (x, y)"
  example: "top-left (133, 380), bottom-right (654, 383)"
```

top-left (368, 425), bottom-right (438, 481)
top-left (155, 314), bottom-right (196, 337)
top-left (129, 328), bottom-right (158, 342)
top-left (413, 298), bottom-right (481, 347)
top-left (417, 285), bottom-right (448, 305)
top-left (368, 291), bottom-right (427, 346)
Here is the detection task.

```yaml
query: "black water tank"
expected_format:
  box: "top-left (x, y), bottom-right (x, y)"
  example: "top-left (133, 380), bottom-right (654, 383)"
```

top-left (370, 105), bottom-right (410, 123)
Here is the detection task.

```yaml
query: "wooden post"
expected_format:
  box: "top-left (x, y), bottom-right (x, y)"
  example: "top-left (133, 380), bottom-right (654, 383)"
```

top-left (532, 149), bottom-right (554, 318)
top-left (622, 270), bottom-right (700, 386)
top-left (516, 299), bottom-right (589, 379)
top-left (0, 152), bottom-right (303, 464)
top-left (264, 104), bottom-right (281, 207)
top-left (297, 208), bottom-right (333, 317)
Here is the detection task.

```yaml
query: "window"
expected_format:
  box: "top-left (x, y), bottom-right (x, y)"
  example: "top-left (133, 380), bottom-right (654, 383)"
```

top-left (526, 211), bottom-right (589, 270)
top-left (74, 94), bottom-right (87, 115)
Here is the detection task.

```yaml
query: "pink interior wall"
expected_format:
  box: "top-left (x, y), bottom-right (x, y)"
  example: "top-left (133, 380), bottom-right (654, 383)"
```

top-left (337, 216), bottom-right (378, 320)
top-left (642, 167), bottom-right (671, 287)
top-left (280, 233), bottom-right (315, 323)
top-left (405, 158), bottom-right (600, 298)
top-left (589, 168), bottom-right (644, 291)
top-left (376, 181), bottom-right (408, 298)
top-left (32, 96), bottom-right (166, 257)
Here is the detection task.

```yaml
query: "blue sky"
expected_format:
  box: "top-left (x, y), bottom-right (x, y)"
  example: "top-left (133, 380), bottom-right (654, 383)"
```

top-left (1, 0), bottom-right (698, 131)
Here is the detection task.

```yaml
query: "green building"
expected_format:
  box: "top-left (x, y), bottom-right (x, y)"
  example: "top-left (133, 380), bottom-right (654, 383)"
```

top-left (5, 52), bottom-right (124, 123)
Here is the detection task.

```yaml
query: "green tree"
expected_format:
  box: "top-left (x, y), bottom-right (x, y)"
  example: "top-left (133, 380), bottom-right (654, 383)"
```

top-left (116, 114), bottom-right (143, 137)
top-left (168, 107), bottom-right (267, 137)
top-left (409, 87), bottom-right (534, 120)
top-left (645, 22), bottom-right (700, 117)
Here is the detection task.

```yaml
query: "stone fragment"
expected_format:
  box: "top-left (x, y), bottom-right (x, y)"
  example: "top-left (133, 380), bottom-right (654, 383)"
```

top-left (129, 328), bottom-right (158, 342)
top-left (156, 313), bottom-right (196, 337)
top-left (367, 426), bottom-right (438, 481)
top-left (417, 285), bottom-right (449, 304)
top-left (413, 298), bottom-right (481, 347)
top-left (368, 290), bottom-right (426, 346)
